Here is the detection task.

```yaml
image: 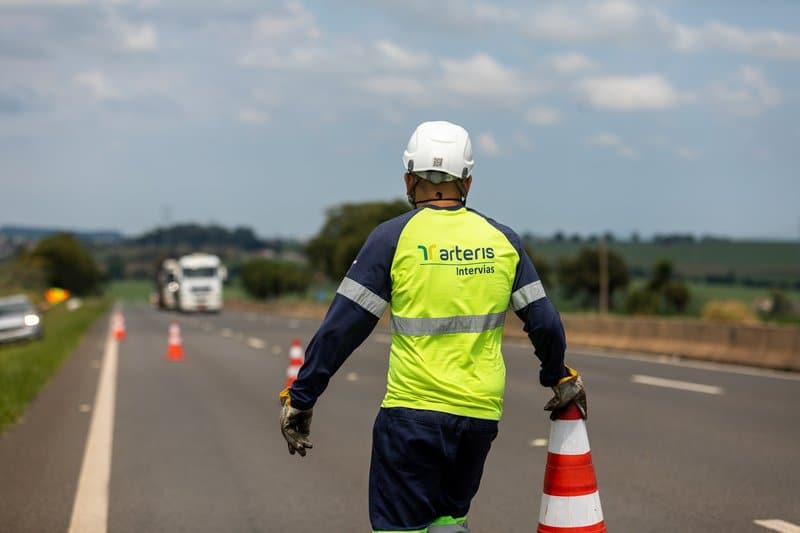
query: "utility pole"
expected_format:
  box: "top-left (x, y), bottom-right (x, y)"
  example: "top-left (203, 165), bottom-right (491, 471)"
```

top-left (599, 236), bottom-right (609, 315)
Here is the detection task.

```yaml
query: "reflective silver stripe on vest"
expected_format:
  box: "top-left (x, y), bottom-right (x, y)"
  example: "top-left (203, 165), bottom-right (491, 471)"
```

top-left (391, 312), bottom-right (506, 336)
top-left (510, 280), bottom-right (546, 311)
top-left (337, 277), bottom-right (388, 318)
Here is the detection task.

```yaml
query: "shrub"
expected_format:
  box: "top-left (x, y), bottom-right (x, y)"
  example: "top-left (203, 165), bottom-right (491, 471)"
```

top-left (701, 300), bottom-right (759, 324)
top-left (240, 259), bottom-right (311, 299)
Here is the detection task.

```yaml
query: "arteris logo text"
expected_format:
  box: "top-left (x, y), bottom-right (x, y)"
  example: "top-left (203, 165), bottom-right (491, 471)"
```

top-left (417, 244), bottom-right (495, 262)
top-left (417, 244), bottom-right (496, 276)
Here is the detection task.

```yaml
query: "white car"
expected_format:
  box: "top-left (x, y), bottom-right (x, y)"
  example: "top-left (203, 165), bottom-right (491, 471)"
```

top-left (0, 295), bottom-right (43, 344)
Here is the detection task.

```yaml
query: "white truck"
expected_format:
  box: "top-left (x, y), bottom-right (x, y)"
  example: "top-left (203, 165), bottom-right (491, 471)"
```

top-left (157, 254), bottom-right (227, 312)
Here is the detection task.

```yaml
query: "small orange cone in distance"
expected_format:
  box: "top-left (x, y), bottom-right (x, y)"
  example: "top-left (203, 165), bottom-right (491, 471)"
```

top-left (113, 313), bottom-right (126, 341)
top-left (166, 322), bottom-right (184, 362)
top-left (537, 402), bottom-right (606, 533)
top-left (285, 339), bottom-right (304, 388)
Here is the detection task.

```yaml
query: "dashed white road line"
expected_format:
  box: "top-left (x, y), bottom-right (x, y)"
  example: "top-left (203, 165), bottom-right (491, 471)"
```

top-left (68, 311), bottom-right (119, 533)
top-left (346, 372), bottom-right (359, 382)
top-left (529, 438), bottom-right (548, 447)
top-left (563, 345), bottom-right (800, 382)
top-left (754, 519), bottom-right (800, 532)
top-left (247, 337), bottom-right (266, 349)
top-left (79, 404), bottom-right (92, 413)
top-left (220, 328), bottom-right (233, 338)
top-left (631, 374), bottom-right (724, 395)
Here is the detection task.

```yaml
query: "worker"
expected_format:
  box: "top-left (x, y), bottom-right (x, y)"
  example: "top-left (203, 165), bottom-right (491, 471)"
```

top-left (280, 120), bottom-right (587, 532)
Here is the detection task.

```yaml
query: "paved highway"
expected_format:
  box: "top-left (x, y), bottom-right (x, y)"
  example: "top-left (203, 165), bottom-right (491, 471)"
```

top-left (1, 303), bottom-right (798, 532)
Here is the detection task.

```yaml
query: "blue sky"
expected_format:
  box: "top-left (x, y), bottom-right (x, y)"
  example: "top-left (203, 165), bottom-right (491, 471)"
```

top-left (1, 0), bottom-right (798, 240)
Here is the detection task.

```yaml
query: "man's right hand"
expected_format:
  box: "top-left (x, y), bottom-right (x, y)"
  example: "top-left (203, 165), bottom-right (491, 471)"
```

top-left (279, 388), bottom-right (313, 457)
top-left (543, 365), bottom-right (587, 420)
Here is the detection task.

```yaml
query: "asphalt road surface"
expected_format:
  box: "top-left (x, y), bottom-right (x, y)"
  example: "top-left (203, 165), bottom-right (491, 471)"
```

top-left (1, 303), bottom-right (798, 532)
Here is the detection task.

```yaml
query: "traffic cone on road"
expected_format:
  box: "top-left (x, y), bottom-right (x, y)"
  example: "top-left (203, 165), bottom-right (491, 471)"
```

top-left (165, 322), bottom-right (184, 362)
top-left (113, 313), bottom-right (126, 341)
top-left (537, 402), bottom-right (605, 532)
top-left (285, 339), bottom-right (304, 388)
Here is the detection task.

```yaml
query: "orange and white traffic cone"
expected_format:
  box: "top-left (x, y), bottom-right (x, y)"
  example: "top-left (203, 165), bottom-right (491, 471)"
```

top-left (285, 339), bottom-right (304, 388)
top-left (165, 322), bottom-right (184, 362)
top-left (537, 402), bottom-right (605, 532)
top-left (113, 313), bottom-right (126, 341)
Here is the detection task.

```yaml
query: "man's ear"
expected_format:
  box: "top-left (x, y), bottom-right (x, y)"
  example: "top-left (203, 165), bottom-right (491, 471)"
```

top-left (463, 175), bottom-right (472, 193)
top-left (404, 173), bottom-right (415, 193)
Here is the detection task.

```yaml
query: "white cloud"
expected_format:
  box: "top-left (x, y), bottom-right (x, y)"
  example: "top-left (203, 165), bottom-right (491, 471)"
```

top-left (669, 20), bottom-right (800, 60)
top-left (527, 0), bottom-right (645, 42)
top-left (576, 74), bottom-right (682, 111)
top-left (439, 53), bottom-right (533, 100)
top-left (375, 40), bottom-right (431, 70)
top-left (360, 77), bottom-right (427, 98)
top-left (476, 132), bottom-right (500, 157)
top-left (0, 0), bottom-right (86, 5)
top-left (526, 106), bottom-right (560, 126)
top-left (710, 65), bottom-right (782, 117)
top-left (254, 1), bottom-right (320, 41)
top-left (239, 46), bottom-right (328, 70)
top-left (675, 147), bottom-right (700, 160)
top-left (550, 52), bottom-right (596, 75)
top-left (74, 70), bottom-right (120, 101)
top-left (588, 132), bottom-right (636, 158)
top-left (237, 108), bottom-right (269, 124)
top-left (513, 132), bottom-right (535, 150)
top-left (121, 23), bottom-right (158, 52)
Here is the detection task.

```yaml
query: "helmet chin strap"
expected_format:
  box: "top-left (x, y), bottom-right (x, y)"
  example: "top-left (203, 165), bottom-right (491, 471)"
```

top-left (407, 176), bottom-right (468, 207)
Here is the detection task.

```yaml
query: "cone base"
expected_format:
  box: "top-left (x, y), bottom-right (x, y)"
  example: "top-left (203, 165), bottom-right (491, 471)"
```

top-left (166, 347), bottom-right (184, 361)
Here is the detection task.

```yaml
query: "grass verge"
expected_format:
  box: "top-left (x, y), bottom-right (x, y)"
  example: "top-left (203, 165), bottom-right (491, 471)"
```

top-left (0, 298), bottom-right (110, 432)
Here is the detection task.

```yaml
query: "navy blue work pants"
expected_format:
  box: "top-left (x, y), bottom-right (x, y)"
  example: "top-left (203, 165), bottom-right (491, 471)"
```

top-left (368, 407), bottom-right (499, 531)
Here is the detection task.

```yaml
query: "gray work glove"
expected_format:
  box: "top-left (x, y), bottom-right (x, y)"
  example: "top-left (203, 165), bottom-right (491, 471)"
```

top-left (543, 365), bottom-right (588, 420)
top-left (279, 387), bottom-right (313, 457)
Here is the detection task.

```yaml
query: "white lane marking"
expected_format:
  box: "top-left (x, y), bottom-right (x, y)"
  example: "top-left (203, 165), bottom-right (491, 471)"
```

top-left (346, 372), bottom-right (359, 382)
top-left (372, 333), bottom-right (392, 344)
top-left (220, 328), bottom-right (232, 338)
top-left (247, 337), bottom-right (265, 349)
top-left (79, 404), bottom-right (92, 413)
top-left (631, 374), bottom-right (724, 395)
top-left (754, 519), bottom-right (800, 532)
top-left (272, 345), bottom-right (283, 355)
top-left (68, 312), bottom-right (119, 533)
top-left (564, 345), bottom-right (800, 382)
top-left (530, 438), bottom-right (548, 447)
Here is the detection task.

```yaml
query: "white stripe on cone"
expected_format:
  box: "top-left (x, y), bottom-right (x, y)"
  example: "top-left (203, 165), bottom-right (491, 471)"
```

top-left (539, 493), bottom-right (604, 528)
top-left (547, 420), bottom-right (591, 455)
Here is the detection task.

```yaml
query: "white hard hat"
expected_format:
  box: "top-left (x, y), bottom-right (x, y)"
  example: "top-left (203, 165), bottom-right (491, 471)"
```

top-left (402, 121), bottom-right (474, 182)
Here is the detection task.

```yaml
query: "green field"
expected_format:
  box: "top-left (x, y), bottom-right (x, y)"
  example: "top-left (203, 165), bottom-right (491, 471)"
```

top-left (528, 239), bottom-right (800, 284)
top-left (0, 298), bottom-right (110, 431)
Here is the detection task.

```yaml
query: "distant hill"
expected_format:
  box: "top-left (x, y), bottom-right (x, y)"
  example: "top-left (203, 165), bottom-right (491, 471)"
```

top-left (0, 225), bottom-right (124, 244)
top-left (132, 224), bottom-right (264, 250)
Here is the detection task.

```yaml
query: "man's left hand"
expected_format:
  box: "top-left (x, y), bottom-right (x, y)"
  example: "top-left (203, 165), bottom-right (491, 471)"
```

top-left (279, 388), bottom-right (313, 457)
top-left (543, 365), bottom-right (587, 420)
